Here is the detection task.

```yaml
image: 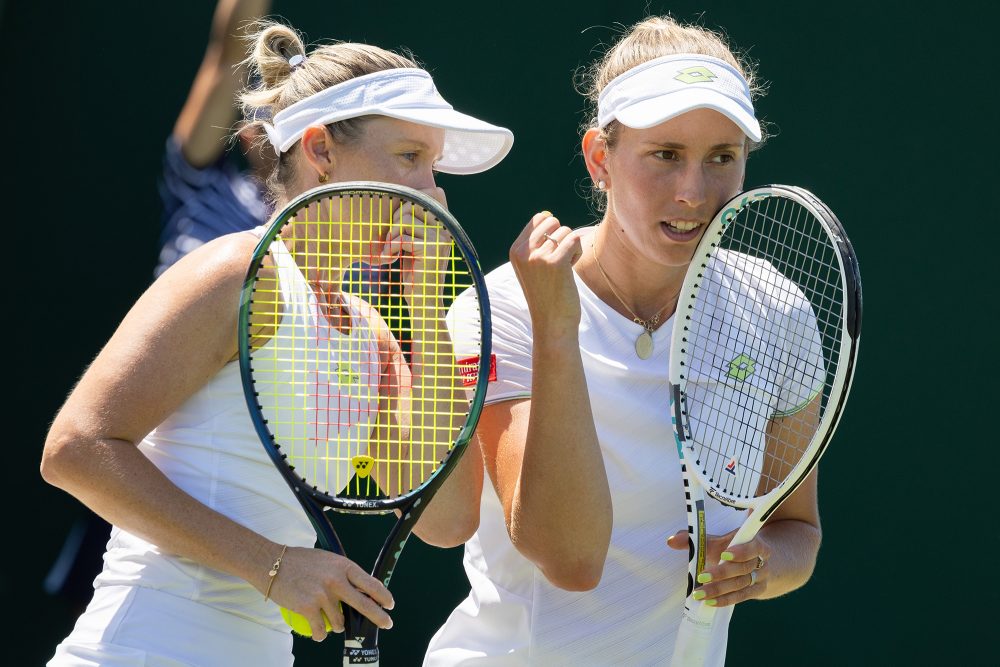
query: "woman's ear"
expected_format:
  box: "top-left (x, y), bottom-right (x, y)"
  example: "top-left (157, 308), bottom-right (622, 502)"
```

top-left (582, 128), bottom-right (610, 189)
top-left (300, 125), bottom-right (334, 180)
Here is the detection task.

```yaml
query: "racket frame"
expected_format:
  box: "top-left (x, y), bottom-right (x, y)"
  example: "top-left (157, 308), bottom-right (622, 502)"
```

top-left (673, 185), bottom-right (861, 516)
top-left (669, 184), bottom-right (862, 663)
top-left (237, 181), bottom-right (492, 663)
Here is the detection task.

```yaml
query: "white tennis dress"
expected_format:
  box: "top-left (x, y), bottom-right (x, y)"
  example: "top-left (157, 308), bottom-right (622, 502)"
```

top-left (48, 235), bottom-right (380, 667)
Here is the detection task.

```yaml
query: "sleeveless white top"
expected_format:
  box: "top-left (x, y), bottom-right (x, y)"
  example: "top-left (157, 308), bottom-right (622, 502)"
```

top-left (95, 233), bottom-right (380, 631)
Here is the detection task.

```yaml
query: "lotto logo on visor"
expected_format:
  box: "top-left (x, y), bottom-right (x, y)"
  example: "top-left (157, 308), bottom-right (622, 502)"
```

top-left (674, 66), bottom-right (718, 84)
top-left (457, 354), bottom-right (497, 387)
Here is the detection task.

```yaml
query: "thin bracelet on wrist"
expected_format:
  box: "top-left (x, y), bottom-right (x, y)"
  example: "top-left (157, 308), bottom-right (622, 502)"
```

top-left (264, 544), bottom-right (288, 601)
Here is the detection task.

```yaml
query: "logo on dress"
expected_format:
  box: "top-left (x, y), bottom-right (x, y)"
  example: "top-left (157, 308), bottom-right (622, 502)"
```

top-left (338, 369), bottom-right (361, 386)
top-left (457, 354), bottom-right (497, 387)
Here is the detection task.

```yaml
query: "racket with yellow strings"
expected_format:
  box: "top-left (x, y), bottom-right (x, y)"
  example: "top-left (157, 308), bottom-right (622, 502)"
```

top-left (238, 181), bottom-right (490, 666)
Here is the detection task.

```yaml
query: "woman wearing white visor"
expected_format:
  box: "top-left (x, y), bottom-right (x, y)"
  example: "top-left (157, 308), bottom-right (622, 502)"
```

top-left (426, 16), bottom-right (821, 665)
top-left (41, 19), bottom-right (511, 667)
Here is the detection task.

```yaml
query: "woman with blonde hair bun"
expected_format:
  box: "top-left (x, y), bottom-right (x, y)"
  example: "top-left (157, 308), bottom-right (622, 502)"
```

top-left (42, 17), bottom-right (511, 667)
top-left (425, 15), bottom-right (822, 666)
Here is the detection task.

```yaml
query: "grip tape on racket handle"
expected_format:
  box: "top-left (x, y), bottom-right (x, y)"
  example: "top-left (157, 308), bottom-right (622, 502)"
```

top-left (344, 637), bottom-right (379, 665)
top-left (672, 602), bottom-right (715, 666)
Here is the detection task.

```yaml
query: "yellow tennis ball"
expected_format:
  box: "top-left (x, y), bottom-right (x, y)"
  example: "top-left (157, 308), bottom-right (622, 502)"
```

top-left (281, 607), bottom-right (334, 637)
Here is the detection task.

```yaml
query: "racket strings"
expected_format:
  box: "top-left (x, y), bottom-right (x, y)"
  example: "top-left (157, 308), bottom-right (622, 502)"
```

top-left (682, 195), bottom-right (844, 500)
top-left (247, 190), bottom-right (479, 502)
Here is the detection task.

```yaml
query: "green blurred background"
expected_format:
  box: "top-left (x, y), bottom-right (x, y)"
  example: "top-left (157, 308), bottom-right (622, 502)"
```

top-left (6, 0), bottom-right (993, 664)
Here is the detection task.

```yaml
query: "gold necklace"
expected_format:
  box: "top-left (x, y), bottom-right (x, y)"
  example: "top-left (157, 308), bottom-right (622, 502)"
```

top-left (591, 237), bottom-right (680, 360)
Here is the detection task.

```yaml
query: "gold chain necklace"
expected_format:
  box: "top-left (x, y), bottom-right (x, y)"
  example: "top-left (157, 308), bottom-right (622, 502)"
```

top-left (591, 237), bottom-right (680, 360)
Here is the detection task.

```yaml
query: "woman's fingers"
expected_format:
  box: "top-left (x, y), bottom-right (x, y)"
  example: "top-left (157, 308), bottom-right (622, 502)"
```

top-left (508, 211), bottom-right (584, 336)
top-left (665, 529), bottom-right (688, 551)
top-left (347, 565), bottom-right (395, 611)
top-left (514, 211), bottom-right (581, 264)
top-left (302, 604), bottom-right (342, 642)
top-left (694, 565), bottom-right (766, 608)
top-left (270, 548), bottom-right (395, 642)
top-left (379, 204), bottom-right (453, 270)
top-left (694, 538), bottom-right (770, 608)
top-left (328, 564), bottom-right (394, 632)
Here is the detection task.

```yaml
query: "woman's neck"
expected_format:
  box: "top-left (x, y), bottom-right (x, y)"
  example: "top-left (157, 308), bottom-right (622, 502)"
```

top-left (574, 221), bottom-right (687, 329)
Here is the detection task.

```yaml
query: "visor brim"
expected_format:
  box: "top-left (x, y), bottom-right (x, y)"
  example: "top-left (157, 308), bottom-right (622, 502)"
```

top-left (614, 89), bottom-right (762, 143)
top-left (377, 107), bottom-right (515, 175)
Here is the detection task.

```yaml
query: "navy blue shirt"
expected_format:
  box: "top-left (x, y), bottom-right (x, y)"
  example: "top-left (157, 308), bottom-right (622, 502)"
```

top-left (156, 137), bottom-right (271, 277)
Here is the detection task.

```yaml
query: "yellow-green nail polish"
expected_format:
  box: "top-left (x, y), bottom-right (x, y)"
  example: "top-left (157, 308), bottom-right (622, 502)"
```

top-left (692, 590), bottom-right (706, 601)
top-left (721, 551), bottom-right (734, 561)
top-left (705, 599), bottom-right (718, 607)
top-left (697, 572), bottom-right (712, 584)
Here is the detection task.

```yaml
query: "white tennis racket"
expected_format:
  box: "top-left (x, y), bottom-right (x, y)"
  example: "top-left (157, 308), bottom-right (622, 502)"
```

top-left (669, 185), bottom-right (862, 666)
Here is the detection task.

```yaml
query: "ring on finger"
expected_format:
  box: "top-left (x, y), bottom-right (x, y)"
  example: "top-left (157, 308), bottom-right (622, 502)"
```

top-left (749, 569), bottom-right (758, 586)
top-left (754, 555), bottom-right (765, 570)
top-left (542, 232), bottom-right (559, 246)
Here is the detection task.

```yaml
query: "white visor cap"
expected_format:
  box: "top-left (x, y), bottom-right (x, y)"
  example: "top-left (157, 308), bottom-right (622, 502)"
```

top-left (263, 68), bottom-right (514, 174)
top-left (597, 54), bottom-right (761, 142)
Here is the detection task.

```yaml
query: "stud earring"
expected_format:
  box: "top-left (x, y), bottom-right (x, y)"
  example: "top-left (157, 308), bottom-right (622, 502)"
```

top-left (318, 172), bottom-right (329, 184)
top-left (597, 180), bottom-right (606, 191)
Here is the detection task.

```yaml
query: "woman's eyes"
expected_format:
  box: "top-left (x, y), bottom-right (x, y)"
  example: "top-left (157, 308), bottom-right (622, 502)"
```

top-left (654, 150), bottom-right (735, 164)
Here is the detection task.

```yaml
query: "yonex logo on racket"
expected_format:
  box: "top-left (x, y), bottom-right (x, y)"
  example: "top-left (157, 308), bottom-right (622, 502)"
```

top-left (727, 354), bottom-right (756, 381)
top-left (351, 455), bottom-right (375, 479)
top-left (674, 66), bottom-right (717, 84)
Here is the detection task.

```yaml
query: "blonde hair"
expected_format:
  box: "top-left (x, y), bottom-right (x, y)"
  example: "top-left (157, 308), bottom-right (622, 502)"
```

top-left (238, 20), bottom-right (419, 197)
top-left (579, 16), bottom-right (767, 150)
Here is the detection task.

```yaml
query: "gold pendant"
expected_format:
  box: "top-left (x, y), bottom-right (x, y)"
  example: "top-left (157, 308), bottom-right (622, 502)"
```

top-left (635, 330), bottom-right (654, 359)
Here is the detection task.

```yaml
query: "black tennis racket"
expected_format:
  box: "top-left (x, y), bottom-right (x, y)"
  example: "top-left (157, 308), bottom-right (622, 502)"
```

top-left (238, 181), bottom-right (490, 666)
top-left (669, 185), bottom-right (862, 665)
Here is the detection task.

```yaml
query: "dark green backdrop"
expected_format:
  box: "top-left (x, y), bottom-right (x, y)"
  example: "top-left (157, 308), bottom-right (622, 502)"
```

top-left (6, 1), bottom-right (994, 664)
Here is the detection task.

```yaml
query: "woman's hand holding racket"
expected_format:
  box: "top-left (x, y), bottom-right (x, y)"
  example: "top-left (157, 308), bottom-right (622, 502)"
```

top-left (666, 526), bottom-right (766, 606)
top-left (260, 545), bottom-right (395, 641)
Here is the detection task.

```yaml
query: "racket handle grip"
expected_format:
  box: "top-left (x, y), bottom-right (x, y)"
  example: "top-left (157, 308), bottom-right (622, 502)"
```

top-left (343, 638), bottom-right (379, 666)
top-left (671, 601), bottom-right (716, 667)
